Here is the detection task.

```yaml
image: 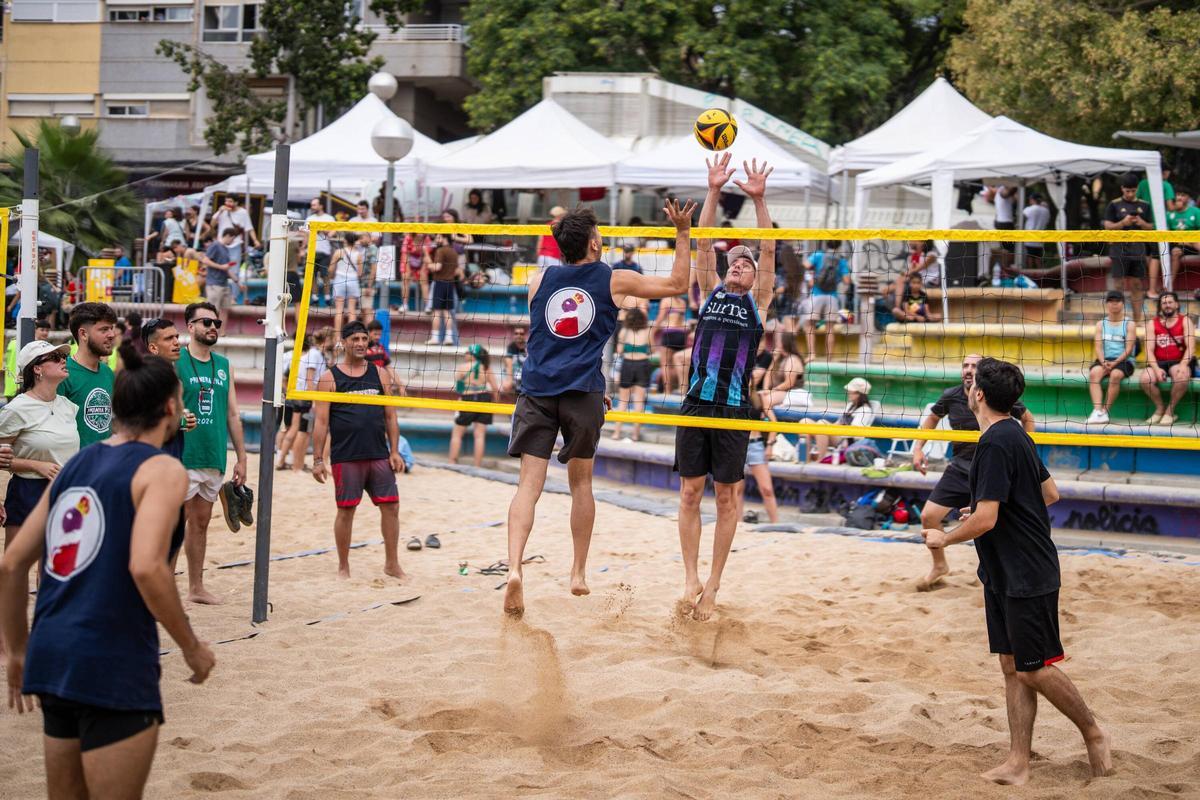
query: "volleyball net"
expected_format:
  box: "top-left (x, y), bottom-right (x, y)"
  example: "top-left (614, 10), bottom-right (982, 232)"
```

top-left (284, 220), bottom-right (1200, 452)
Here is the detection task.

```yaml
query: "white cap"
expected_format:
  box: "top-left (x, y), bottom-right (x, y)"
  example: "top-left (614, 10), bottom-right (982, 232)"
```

top-left (16, 340), bottom-right (70, 373)
top-left (726, 245), bottom-right (757, 269)
top-left (844, 377), bottom-right (872, 395)
top-left (549, 206), bottom-right (566, 218)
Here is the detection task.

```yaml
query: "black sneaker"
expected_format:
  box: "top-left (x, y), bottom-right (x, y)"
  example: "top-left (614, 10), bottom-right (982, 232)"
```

top-left (234, 484), bottom-right (254, 526)
top-left (219, 482), bottom-right (241, 533)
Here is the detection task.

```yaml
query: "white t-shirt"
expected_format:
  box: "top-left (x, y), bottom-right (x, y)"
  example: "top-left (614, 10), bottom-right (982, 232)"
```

top-left (992, 187), bottom-right (1016, 224)
top-left (161, 217), bottom-right (186, 247)
top-left (214, 206), bottom-right (254, 246)
top-left (0, 393), bottom-right (80, 478)
top-left (297, 347), bottom-right (328, 391)
top-left (1023, 203), bottom-right (1051, 231)
top-left (308, 212), bottom-right (335, 254)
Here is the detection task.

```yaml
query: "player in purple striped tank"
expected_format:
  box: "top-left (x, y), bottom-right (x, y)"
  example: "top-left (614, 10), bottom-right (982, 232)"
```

top-left (675, 153), bottom-right (775, 621)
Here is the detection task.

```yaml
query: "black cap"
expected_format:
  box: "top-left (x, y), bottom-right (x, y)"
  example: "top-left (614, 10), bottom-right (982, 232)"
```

top-left (341, 321), bottom-right (368, 338)
top-left (1104, 290), bottom-right (1125, 303)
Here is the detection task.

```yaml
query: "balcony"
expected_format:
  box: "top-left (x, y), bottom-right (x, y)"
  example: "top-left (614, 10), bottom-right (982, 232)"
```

top-left (362, 23), bottom-right (469, 92)
top-left (360, 23), bottom-right (466, 42)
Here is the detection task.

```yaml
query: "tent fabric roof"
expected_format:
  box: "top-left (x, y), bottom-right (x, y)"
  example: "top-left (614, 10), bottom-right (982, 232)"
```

top-left (857, 116), bottom-right (1162, 189)
top-left (615, 119), bottom-right (830, 199)
top-left (424, 99), bottom-right (631, 188)
top-left (826, 77), bottom-right (992, 175)
top-left (244, 94), bottom-right (445, 188)
top-left (1114, 130), bottom-right (1200, 151)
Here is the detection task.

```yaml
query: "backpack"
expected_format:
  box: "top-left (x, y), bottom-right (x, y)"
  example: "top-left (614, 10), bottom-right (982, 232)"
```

top-left (815, 250), bottom-right (842, 293)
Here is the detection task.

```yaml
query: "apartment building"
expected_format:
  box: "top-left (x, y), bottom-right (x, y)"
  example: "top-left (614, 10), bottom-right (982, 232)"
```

top-left (0, 0), bottom-right (473, 195)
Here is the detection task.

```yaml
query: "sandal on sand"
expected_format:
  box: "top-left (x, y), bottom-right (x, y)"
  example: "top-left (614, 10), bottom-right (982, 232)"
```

top-left (406, 537), bottom-right (423, 551)
top-left (424, 534), bottom-right (441, 549)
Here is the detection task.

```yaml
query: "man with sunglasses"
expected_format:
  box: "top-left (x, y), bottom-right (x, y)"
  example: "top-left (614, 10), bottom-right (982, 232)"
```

top-left (178, 302), bottom-right (248, 605)
top-left (58, 302), bottom-right (118, 447)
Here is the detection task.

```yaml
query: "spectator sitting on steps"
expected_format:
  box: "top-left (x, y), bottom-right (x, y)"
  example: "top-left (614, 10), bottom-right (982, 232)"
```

top-left (1086, 290), bottom-right (1136, 425)
top-left (1139, 291), bottom-right (1195, 426)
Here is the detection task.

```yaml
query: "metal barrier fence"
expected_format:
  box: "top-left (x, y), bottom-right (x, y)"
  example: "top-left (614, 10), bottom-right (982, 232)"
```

top-left (76, 265), bottom-right (167, 320)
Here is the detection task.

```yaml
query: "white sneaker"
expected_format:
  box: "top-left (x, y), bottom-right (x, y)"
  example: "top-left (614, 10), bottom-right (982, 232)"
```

top-left (1161, 412), bottom-right (1177, 426)
top-left (425, 336), bottom-right (440, 345)
top-left (1086, 409), bottom-right (1109, 424)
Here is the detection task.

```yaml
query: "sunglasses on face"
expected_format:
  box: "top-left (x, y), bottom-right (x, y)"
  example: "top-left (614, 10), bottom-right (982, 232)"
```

top-left (36, 352), bottom-right (66, 365)
top-left (191, 318), bottom-right (222, 329)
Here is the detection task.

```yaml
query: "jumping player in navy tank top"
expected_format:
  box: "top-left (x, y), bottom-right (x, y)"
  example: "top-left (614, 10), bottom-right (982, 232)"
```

top-left (0, 344), bottom-right (215, 799)
top-left (677, 153), bottom-right (776, 621)
top-left (504, 197), bottom-right (697, 616)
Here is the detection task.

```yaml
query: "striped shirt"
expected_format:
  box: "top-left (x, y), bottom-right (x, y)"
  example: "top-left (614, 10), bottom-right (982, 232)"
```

top-left (685, 286), bottom-right (763, 408)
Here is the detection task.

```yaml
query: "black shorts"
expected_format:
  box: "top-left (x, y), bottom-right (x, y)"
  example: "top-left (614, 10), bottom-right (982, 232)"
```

top-left (508, 391), bottom-right (605, 463)
top-left (619, 358), bottom-right (652, 389)
top-left (40, 694), bottom-right (163, 752)
top-left (995, 220), bottom-right (1016, 252)
top-left (984, 589), bottom-right (1064, 672)
top-left (431, 280), bottom-right (457, 311)
top-left (661, 329), bottom-right (687, 351)
top-left (4, 475), bottom-right (49, 529)
top-left (279, 400), bottom-right (313, 433)
top-left (673, 403), bottom-right (753, 484)
top-left (1156, 358), bottom-right (1198, 375)
top-left (1110, 243), bottom-right (1148, 278)
top-left (313, 250), bottom-right (330, 278)
top-left (1089, 359), bottom-right (1134, 378)
top-left (926, 460), bottom-right (971, 511)
top-left (455, 392), bottom-right (494, 426)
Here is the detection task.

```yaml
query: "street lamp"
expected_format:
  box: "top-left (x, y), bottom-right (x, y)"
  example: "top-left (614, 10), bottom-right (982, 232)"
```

top-left (370, 114), bottom-right (413, 313)
top-left (368, 71), bottom-right (398, 102)
top-left (59, 115), bottom-right (80, 135)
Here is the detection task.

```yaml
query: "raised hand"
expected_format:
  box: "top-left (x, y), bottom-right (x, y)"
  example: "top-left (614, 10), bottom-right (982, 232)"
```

top-left (733, 158), bottom-right (773, 200)
top-left (706, 152), bottom-right (735, 192)
top-left (663, 198), bottom-right (698, 230)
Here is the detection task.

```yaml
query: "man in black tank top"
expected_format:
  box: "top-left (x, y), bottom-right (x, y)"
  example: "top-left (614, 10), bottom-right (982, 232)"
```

top-left (310, 322), bottom-right (407, 580)
top-left (676, 153), bottom-right (777, 622)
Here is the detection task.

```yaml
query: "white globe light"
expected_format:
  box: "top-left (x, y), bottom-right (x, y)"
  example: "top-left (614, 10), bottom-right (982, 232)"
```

top-left (368, 71), bottom-right (398, 101)
top-left (371, 116), bottom-right (414, 162)
top-left (59, 114), bottom-right (81, 134)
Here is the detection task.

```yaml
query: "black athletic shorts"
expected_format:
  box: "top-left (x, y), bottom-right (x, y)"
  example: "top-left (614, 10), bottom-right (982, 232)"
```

top-left (431, 280), bottom-right (457, 311)
top-left (1089, 359), bottom-right (1134, 378)
top-left (1110, 243), bottom-right (1148, 279)
top-left (39, 694), bottom-right (163, 752)
top-left (995, 220), bottom-right (1016, 253)
top-left (619, 358), bottom-right (652, 389)
top-left (926, 460), bottom-right (971, 511)
top-left (984, 589), bottom-right (1064, 672)
top-left (661, 329), bottom-right (687, 351)
top-left (673, 403), bottom-right (753, 485)
top-left (4, 475), bottom-right (49, 530)
top-left (455, 392), bottom-right (494, 426)
top-left (508, 391), bottom-right (605, 463)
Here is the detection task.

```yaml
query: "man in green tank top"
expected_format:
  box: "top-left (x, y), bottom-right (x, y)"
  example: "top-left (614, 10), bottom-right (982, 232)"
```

top-left (57, 303), bottom-right (118, 447)
top-left (177, 301), bottom-right (248, 605)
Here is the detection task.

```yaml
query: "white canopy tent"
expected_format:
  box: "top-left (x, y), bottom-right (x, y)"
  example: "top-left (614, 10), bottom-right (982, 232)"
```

top-left (1114, 130), bottom-right (1200, 150)
top-left (10, 229), bottom-right (76, 282)
top-left (856, 115), bottom-right (1169, 310)
top-left (423, 99), bottom-right (631, 221)
top-left (827, 77), bottom-right (992, 225)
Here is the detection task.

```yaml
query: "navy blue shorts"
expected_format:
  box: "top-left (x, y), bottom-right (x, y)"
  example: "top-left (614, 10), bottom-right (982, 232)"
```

top-left (4, 475), bottom-right (49, 528)
top-left (40, 694), bottom-right (163, 752)
top-left (431, 280), bottom-right (457, 311)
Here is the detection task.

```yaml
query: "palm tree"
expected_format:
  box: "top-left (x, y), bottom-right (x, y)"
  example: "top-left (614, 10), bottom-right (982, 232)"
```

top-left (0, 120), bottom-right (141, 268)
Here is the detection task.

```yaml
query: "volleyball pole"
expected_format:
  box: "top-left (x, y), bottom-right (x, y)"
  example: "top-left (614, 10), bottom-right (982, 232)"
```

top-left (251, 144), bottom-right (290, 625)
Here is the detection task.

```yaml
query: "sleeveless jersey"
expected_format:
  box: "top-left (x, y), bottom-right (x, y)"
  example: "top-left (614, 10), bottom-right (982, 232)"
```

top-left (23, 441), bottom-right (167, 711)
top-left (1152, 316), bottom-right (1186, 363)
top-left (521, 261), bottom-right (618, 396)
top-left (686, 285), bottom-right (763, 408)
top-left (177, 349), bottom-right (231, 472)
top-left (1100, 318), bottom-right (1130, 362)
top-left (329, 363), bottom-right (389, 463)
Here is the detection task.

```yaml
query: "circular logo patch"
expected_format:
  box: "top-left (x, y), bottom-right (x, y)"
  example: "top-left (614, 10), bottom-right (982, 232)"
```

top-left (544, 287), bottom-right (595, 340)
top-left (217, 368), bottom-right (227, 382)
top-left (45, 488), bottom-right (105, 581)
top-left (83, 387), bottom-right (111, 433)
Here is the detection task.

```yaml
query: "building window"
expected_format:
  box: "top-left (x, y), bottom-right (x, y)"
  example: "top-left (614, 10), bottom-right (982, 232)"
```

top-left (108, 6), bottom-right (192, 22)
top-left (155, 6), bottom-right (193, 21)
top-left (106, 103), bottom-right (150, 117)
top-left (8, 95), bottom-right (95, 118)
top-left (11, 0), bottom-right (101, 22)
top-left (202, 2), bottom-right (261, 42)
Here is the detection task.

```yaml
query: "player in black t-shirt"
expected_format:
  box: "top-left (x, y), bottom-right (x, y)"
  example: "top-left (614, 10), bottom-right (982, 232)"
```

top-left (923, 359), bottom-right (1111, 786)
top-left (913, 354), bottom-right (1034, 590)
top-left (1104, 172), bottom-right (1155, 325)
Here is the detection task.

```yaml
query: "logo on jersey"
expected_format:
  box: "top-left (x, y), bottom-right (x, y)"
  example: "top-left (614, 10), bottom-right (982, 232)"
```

top-left (83, 388), bottom-right (111, 433)
top-left (545, 287), bottom-right (594, 339)
top-left (45, 488), bottom-right (105, 581)
top-left (217, 368), bottom-right (227, 382)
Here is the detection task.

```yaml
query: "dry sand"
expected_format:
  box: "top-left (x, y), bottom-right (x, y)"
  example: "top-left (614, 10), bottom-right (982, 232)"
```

top-left (2, 461), bottom-right (1200, 799)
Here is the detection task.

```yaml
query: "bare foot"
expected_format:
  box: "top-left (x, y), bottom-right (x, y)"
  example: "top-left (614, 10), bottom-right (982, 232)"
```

top-left (917, 564), bottom-right (950, 592)
top-left (337, 564), bottom-right (351, 580)
top-left (980, 758), bottom-right (1030, 786)
top-left (680, 579), bottom-right (703, 614)
top-left (1086, 726), bottom-right (1113, 777)
top-left (693, 584), bottom-right (719, 621)
top-left (570, 569), bottom-right (590, 597)
top-left (383, 563), bottom-right (407, 581)
top-left (187, 587), bottom-right (223, 605)
top-left (504, 574), bottom-right (524, 617)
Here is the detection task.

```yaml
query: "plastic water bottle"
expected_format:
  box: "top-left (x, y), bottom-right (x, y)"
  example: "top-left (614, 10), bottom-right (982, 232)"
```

top-left (991, 265), bottom-right (1002, 287)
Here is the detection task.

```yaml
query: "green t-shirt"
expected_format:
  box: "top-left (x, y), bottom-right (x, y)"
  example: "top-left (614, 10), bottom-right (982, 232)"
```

top-left (177, 348), bottom-right (231, 472)
top-left (57, 355), bottom-right (115, 446)
top-left (1136, 178), bottom-right (1175, 205)
top-left (1167, 206), bottom-right (1200, 233)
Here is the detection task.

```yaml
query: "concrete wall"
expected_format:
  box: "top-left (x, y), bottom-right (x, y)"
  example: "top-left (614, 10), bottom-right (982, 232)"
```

top-left (0, 20), bottom-right (102, 150)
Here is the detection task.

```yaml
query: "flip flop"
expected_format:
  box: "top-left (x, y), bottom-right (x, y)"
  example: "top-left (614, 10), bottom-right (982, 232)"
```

top-left (406, 537), bottom-right (423, 551)
top-left (424, 534), bottom-right (441, 549)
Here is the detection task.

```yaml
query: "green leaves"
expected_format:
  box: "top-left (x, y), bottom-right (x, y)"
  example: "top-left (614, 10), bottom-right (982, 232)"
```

top-left (0, 122), bottom-right (141, 266)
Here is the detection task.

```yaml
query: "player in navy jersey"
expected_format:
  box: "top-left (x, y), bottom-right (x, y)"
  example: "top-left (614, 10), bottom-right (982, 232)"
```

top-left (676, 153), bottom-right (775, 621)
top-left (0, 344), bottom-right (214, 799)
top-left (504, 198), bottom-right (697, 616)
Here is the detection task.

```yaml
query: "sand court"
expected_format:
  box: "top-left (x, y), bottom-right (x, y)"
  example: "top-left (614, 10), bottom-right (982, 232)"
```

top-left (2, 463), bottom-right (1199, 798)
